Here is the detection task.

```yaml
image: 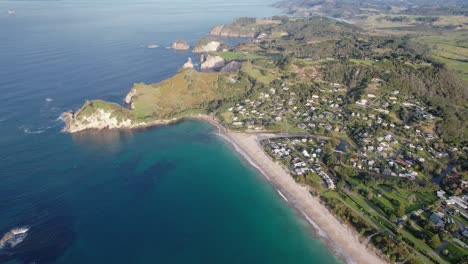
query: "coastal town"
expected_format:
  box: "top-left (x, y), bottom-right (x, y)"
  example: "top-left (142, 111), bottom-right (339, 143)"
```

top-left (61, 12), bottom-right (467, 264)
top-left (217, 61), bottom-right (467, 263)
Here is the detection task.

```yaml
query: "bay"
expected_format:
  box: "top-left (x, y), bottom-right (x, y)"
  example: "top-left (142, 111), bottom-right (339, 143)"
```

top-left (0, 1), bottom-right (340, 263)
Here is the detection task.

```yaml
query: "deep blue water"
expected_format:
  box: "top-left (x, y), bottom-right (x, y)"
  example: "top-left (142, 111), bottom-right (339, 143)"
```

top-left (0, 1), bottom-right (340, 263)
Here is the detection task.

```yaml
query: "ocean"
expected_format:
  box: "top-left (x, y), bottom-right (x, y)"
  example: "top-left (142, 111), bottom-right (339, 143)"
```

top-left (0, 0), bottom-right (340, 263)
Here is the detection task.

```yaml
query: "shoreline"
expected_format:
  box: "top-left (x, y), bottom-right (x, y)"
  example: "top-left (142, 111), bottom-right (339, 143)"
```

top-left (63, 114), bottom-right (386, 263)
top-left (194, 116), bottom-right (386, 264)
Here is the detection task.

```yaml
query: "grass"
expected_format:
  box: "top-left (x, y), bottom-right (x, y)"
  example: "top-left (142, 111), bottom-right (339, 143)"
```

top-left (354, 14), bottom-right (468, 81)
top-left (441, 242), bottom-right (467, 263)
top-left (75, 100), bottom-right (134, 121)
top-left (216, 51), bottom-right (268, 61)
top-left (241, 61), bottom-right (278, 84)
top-left (322, 189), bottom-right (439, 263)
top-left (350, 58), bottom-right (375, 66)
top-left (75, 69), bottom-right (252, 123)
top-left (451, 214), bottom-right (468, 226)
top-left (432, 55), bottom-right (468, 81)
top-left (130, 69), bottom-right (251, 120)
top-left (417, 35), bottom-right (468, 81)
top-left (362, 14), bottom-right (468, 30)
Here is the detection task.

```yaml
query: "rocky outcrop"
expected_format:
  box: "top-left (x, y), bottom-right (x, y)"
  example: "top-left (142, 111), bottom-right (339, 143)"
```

top-left (200, 55), bottom-right (225, 71)
top-left (124, 88), bottom-right (136, 106)
top-left (182, 57), bottom-right (194, 69)
top-left (256, 32), bottom-right (269, 39)
top-left (193, 40), bottom-right (221, 53)
top-left (172, 39), bottom-right (190, 50)
top-left (61, 109), bottom-right (134, 133)
top-left (220, 61), bottom-right (242, 73)
top-left (210, 25), bottom-right (257, 38)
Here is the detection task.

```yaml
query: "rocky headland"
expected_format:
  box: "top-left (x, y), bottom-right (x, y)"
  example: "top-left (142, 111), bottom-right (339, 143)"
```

top-left (62, 65), bottom-right (251, 133)
top-left (210, 24), bottom-right (257, 38)
top-left (200, 54), bottom-right (225, 71)
top-left (192, 39), bottom-right (222, 53)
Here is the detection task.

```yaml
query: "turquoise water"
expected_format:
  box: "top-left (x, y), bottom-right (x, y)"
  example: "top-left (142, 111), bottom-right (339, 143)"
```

top-left (0, 1), bottom-right (340, 263)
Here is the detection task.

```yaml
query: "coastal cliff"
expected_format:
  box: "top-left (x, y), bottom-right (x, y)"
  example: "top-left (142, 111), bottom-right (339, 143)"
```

top-left (200, 55), bottom-right (225, 70)
top-left (192, 39), bottom-right (222, 53)
top-left (61, 100), bottom-right (137, 133)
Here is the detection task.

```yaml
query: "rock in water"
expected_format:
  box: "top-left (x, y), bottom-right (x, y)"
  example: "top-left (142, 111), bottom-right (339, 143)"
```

top-left (220, 61), bottom-right (242, 73)
top-left (182, 58), bottom-right (194, 69)
top-left (172, 40), bottom-right (190, 50)
top-left (200, 55), bottom-right (225, 71)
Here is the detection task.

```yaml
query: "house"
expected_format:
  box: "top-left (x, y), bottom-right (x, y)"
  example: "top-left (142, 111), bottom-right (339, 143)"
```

top-left (437, 190), bottom-right (446, 199)
top-left (430, 212), bottom-right (446, 228)
top-left (447, 196), bottom-right (468, 210)
top-left (356, 99), bottom-right (367, 106)
top-left (412, 209), bottom-right (424, 216)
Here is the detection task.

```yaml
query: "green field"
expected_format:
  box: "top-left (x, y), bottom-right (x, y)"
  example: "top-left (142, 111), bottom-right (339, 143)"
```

top-left (418, 35), bottom-right (468, 81)
top-left (216, 51), bottom-right (269, 61)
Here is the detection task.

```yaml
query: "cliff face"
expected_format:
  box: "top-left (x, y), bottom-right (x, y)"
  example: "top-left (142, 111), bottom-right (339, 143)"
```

top-left (220, 61), bottom-right (242, 72)
top-left (193, 40), bottom-right (221, 53)
top-left (200, 55), bottom-right (225, 70)
top-left (210, 25), bottom-right (257, 38)
top-left (61, 109), bottom-right (134, 133)
top-left (124, 88), bottom-right (136, 109)
top-left (182, 57), bottom-right (194, 69)
top-left (61, 100), bottom-right (139, 133)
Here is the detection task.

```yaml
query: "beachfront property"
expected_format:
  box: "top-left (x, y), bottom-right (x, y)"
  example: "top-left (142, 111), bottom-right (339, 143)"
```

top-left (263, 137), bottom-right (336, 190)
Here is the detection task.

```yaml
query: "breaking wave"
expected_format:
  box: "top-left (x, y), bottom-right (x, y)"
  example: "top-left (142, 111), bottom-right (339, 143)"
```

top-left (0, 227), bottom-right (29, 250)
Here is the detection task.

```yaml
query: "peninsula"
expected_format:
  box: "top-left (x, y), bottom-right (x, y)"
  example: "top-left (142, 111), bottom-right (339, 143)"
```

top-left (63, 9), bottom-right (468, 264)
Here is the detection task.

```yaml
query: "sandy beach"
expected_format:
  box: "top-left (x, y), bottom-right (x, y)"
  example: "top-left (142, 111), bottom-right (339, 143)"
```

top-left (223, 131), bottom-right (385, 264)
top-left (192, 116), bottom-right (385, 264)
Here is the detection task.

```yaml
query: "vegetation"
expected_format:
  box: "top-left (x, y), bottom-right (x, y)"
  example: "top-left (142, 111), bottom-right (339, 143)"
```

top-left (70, 13), bottom-right (468, 263)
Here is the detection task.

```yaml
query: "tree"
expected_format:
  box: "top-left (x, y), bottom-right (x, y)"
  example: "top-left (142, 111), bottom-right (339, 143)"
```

top-left (397, 203), bottom-right (406, 217)
top-left (439, 231), bottom-right (451, 241)
top-left (337, 180), bottom-right (345, 190)
top-left (428, 234), bottom-right (441, 250)
top-left (374, 235), bottom-right (382, 243)
top-left (446, 222), bottom-right (458, 233)
top-left (325, 154), bottom-right (338, 166)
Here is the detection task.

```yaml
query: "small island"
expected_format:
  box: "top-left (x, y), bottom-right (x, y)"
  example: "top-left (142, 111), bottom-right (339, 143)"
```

top-left (171, 39), bottom-right (190, 50)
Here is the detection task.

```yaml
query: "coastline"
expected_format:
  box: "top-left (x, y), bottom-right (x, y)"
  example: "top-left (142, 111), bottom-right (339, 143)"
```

top-left (194, 116), bottom-right (386, 264)
top-left (62, 113), bottom-right (386, 263)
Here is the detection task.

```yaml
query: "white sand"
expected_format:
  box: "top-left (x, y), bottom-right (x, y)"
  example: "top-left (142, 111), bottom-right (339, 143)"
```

top-left (222, 131), bottom-right (386, 264)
